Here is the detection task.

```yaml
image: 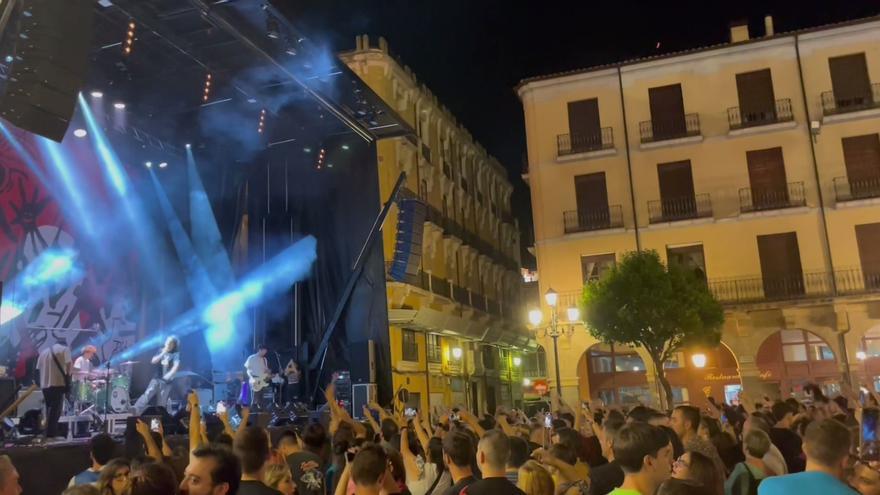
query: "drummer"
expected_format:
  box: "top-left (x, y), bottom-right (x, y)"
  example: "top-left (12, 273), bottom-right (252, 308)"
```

top-left (73, 345), bottom-right (98, 377)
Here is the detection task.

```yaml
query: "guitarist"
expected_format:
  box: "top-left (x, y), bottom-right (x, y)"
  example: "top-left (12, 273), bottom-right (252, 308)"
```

top-left (244, 344), bottom-right (271, 410)
top-left (35, 337), bottom-right (71, 439)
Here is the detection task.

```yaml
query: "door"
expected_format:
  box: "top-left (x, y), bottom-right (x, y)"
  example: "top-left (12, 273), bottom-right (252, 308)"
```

top-left (747, 147), bottom-right (788, 209)
top-left (843, 134), bottom-right (880, 198)
top-left (856, 223), bottom-right (880, 289)
top-left (649, 84), bottom-right (686, 139)
top-left (657, 160), bottom-right (696, 220)
top-left (736, 69), bottom-right (776, 125)
top-left (568, 98), bottom-right (601, 152)
top-left (574, 172), bottom-right (610, 228)
top-left (829, 53), bottom-right (872, 109)
top-left (486, 385), bottom-right (496, 415)
top-left (757, 232), bottom-right (804, 299)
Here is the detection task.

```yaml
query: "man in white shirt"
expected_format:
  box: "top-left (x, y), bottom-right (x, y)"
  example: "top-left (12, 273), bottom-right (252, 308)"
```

top-left (73, 345), bottom-right (97, 375)
top-left (35, 338), bottom-right (71, 439)
top-left (244, 344), bottom-right (270, 410)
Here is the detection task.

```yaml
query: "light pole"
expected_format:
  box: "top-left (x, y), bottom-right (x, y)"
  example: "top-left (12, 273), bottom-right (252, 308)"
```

top-left (529, 288), bottom-right (579, 402)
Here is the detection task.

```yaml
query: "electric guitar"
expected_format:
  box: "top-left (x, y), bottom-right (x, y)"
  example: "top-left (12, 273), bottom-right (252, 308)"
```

top-left (249, 372), bottom-right (284, 392)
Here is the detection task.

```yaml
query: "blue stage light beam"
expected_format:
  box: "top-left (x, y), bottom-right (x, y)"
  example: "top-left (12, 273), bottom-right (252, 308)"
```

top-left (112, 235), bottom-right (317, 363)
top-left (149, 169), bottom-right (218, 306)
top-left (37, 138), bottom-right (98, 240)
top-left (77, 93), bottom-right (127, 195)
top-left (1, 248), bottom-right (83, 325)
top-left (0, 122), bottom-right (51, 186)
top-left (187, 147), bottom-right (235, 292)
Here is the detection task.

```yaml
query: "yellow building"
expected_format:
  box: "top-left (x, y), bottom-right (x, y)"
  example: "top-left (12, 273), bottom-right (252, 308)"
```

top-left (518, 16), bottom-right (880, 407)
top-left (340, 36), bottom-right (533, 414)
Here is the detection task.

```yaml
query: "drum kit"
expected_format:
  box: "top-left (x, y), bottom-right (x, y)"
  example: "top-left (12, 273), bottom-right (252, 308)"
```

top-left (70, 360), bottom-right (139, 415)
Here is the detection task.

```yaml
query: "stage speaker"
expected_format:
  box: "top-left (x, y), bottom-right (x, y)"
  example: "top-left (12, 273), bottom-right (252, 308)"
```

top-left (389, 198), bottom-right (425, 282)
top-left (350, 340), bottom-right (376, 384)
top-left (249, 412), bottom-right (272, 429)
top-left (0, 0), bottom-right (94, 141)
top-left (15, 388), bottom-right (42, 418)
top-left (352, 383), bottom-right (377, 420)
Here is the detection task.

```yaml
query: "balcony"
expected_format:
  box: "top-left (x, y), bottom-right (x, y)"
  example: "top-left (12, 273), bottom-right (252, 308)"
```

top-left (430, 274), bottom-right (451, 298)
top-left (727, 98), bottom-right (794, 130)
top-left (421, 143), bottom-right (432, 163)
top-left (834, 176), bottom-right (880, 203)
top-left (708, 267), bottom-right (880, 304)
top-left (821, 83), bottom-right (880, 116)
top-left (739, 181), bottom-right (806, 214)
top-left (452, 284), bottom-right (470, 306)
top-left (639, 113), bottom-right (700, 144)
top-left (427, 342), bottom-right (442, 363)
top-left (563, 205), bottom-right (623, 234)
top-left (647, 194), bottom-right (713, 224)
top-left (557, 128), bottom-right (614, 156)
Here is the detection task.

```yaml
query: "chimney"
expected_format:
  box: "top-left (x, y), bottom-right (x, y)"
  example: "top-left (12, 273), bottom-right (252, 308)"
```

top-left (765, 15), bottom-right (775, 36)
top-left (729, 20), bottom-right (750, 43)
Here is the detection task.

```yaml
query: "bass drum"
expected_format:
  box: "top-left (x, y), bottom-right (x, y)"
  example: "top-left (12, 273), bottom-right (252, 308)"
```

top-left (96, 386), bottom-right (130, 413)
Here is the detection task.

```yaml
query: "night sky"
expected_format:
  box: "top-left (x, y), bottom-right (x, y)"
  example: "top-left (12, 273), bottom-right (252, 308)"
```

top-left (274, 0), bottom-right (879, 267)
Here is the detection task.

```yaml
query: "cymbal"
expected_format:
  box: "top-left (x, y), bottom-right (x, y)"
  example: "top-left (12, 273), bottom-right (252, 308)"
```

top-left (116, 360), bottom-right (139, 366)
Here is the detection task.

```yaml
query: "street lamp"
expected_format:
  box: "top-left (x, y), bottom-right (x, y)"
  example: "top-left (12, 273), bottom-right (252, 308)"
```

top-left (451, 347), bottom-right (463, 360)
top-left (691, 353), bottom-right (707, 368)
top-left (513, 356), bottom-right (522, 367)
top-left (857, 351), bottom-right (868, 361)
top-left (529, 288), bottom-right (578, 401)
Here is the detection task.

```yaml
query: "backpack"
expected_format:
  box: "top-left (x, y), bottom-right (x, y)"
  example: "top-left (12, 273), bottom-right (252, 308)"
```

top-left (742, 463), bottom-right (762, 495)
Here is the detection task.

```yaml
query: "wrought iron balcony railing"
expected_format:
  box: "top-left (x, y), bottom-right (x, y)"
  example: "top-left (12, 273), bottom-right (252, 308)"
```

top-left (739, 181), bottom-right (806, 213)
top-left (427, 343), bottom-right (442, 363)
top-left (821, 83), bottom-right (880, 116)
top-left (647, 194), bottom-right (713, 224)
top-left (563, 205), bottom-right (623, 234)
top-left (834, 176), bottom-right (880, 203)
top-left (708, 267), bottom-right (880, 304)
top-left (639, 113), bottom-right (700, 143)
top-left (727, 98), bottom-right (794, 130)
top-left (557, 127), bottom-right (614, 156)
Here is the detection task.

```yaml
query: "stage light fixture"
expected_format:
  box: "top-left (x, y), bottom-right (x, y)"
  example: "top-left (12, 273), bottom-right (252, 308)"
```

top-left (124, 20), bottom-right (136, 56)
top-left (73, 129), bottom-right (87, 138)
top-left (4, 55), bottom-right (13, 63)
top-left (203, 73), bottom-right (212, 102)
top-left (258, 108), bottom-right (266, 133)
top-left (158, 162), bottom-right (168, 168)
top-left (341, 144), bottom-right (350, 150)
top-left (303, 147), bottom-right (311, 153)
top-left (90, 91), bottom-right (103, 98)
top-left (145, 161), bottom-right (152, 168)
top-left (315, 148), bottom-right (326, 169)
top-left (185, 143), bottom-right (191, 149)
top-left (114, 102), bottom-right (126, 109)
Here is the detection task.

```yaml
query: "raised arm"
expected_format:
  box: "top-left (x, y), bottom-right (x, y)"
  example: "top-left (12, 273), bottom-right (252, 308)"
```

top-left (334, 462), bottom-right (352, 495)
top-left (412, 415), bottom-right (431, 454)
top-left (458, 409), bottom-right (486, 438)
top-left (188, 391), bottom-right (201, 454)
top-left (399, 427), bottom-right (421, 482)
top-left (135, 419), bottom-right (163, 459)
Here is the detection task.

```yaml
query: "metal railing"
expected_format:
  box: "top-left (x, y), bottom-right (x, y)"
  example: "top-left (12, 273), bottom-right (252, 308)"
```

top-left (647, 194), bottom-right (713, 224)
top-left (452, 284), bottom-right (470, 306)
top-left (708, 267), bottom-right (880, 304)
top-left (430, 274), bottom-right (451, 298)
top-left (821, 83), bottom-right (880, 116)
top-left (639, 113), bottom-right (700, 143)
top-left (739, 181), bottom-right (806, 213)
top-left (421, 143), bottom-right (432, 163)
top-left (402, 341), bottom-right (419, 362)
top-left (834, 176), bottom-right (880, 202)
top-left (563, 205), bottom-right (623, 234)
top-left (727, 98), bottom-right (794, 130)
top-left (557, 127), bottom-right (614, 156)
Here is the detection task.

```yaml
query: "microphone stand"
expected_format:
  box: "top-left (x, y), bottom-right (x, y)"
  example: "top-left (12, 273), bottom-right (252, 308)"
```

top-left (103, 345), bottom-right (120, 433)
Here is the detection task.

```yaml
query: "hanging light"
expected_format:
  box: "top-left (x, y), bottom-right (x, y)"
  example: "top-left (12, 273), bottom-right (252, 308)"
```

top-left (544, 288), bottom-right (558, 307)
top-left (691, 353), bottom-right (707, 368)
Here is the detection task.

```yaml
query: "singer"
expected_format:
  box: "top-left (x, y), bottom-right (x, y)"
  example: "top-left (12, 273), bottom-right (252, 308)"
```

top-left (132, 336), bottom-right (180, 414)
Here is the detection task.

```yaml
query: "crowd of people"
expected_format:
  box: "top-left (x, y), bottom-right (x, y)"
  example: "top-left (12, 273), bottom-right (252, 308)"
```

top-left (3, 380), bottom-right (880, 495)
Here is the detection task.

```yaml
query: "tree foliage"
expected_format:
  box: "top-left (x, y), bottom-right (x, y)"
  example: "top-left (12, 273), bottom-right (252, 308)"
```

top-left (581, 250), bottom-right (724, 408)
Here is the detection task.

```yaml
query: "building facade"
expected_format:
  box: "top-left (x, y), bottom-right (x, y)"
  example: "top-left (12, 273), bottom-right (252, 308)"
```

top-left (519, 17), bottom-right (880, 407)
top-left (341, 36), bottom-right (533, 414)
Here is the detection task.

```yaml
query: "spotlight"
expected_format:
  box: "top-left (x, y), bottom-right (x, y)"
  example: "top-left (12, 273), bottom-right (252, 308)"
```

top-left (90, 91), bottom-right (103, 98)
top-left (73, 129), bottom-right (87, 138)
top-left (124, 20), bottom-right (136, 56)
top-left (145, 161), bottom-right (152, 168)
top-left (303, 147), bottom-right (311, 153)
top-left (203, 73), bottom-right (212, 102)
top-left (341, 144), bottom-right (350, 150)
top-left (4, 55), bottom-right (12, 63)
top-left (185, 143), bottom-right (191, 149)
top-left (158, 162), bottom-right (168, 168)
top-left (114, 102), bottom-right (126, 110)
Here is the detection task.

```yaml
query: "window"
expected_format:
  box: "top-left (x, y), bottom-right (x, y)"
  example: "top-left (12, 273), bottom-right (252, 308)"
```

top-left (864, 327), bottom-right (880, 358)
top-left (671, 387), bottom-right (690, 404)
top-left (598, 389), bottom-right (615, 405)
top-left (829, 53), bottom-right (872, 110)
top-left (780, 330), bottom-right (833, 363)
top-left (581, 253), bottom-right (615, 284)
top-left (667, 244), bottom-right (706, 281)
top-left (401, 330), bottom-right (418, 362)
top-left (657, 160), bottom-right (696, 221)
top-left (735, 68), bottom-right (776, 126)
top-left (856, 222), bottom-right (880, 289)
top-left (757, 232), bottom-right (804, 299)
top-left (591, 354), bottom-right (613, 373)
top-left (615, 354), bottom-right (645, 372)
top-left (663, 352), bottom-right (685, 369)
top-left (482, 347), bottom-right (496, 369)
top-left (618, 386), bottom-right (651, 405)
top-left (567, 98), bottom-right (603, 153)
top-left (427, 334), bottom-right (441, 363)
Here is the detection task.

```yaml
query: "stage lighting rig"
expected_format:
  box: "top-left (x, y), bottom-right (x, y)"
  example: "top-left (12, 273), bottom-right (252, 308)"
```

top-left (123, 20), bottom-right (136, 56)
top-left (258, 108), bottom-right (266, 133)
top-left (203, 73), bottom-right (212, 102)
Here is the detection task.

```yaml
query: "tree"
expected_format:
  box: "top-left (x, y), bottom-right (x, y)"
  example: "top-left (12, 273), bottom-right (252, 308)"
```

top-left (581, 250), bottom-right (724, 409)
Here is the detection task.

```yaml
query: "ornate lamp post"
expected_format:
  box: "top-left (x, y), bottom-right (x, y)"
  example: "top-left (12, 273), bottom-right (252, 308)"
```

top-left (529, 288), bottom-right (580, 400)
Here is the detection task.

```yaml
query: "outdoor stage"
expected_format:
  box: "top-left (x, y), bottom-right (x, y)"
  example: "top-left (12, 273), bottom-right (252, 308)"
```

top-left (0, 0), bottom-right (413, 436)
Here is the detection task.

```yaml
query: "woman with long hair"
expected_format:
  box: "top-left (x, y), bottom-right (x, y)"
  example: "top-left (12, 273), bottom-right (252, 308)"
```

top-left (671, 451), bottom-right (723, 495)
top-left (699, 416), bottom-right (741, 473)
top-left (97, 459), bottom-right (131, 495)
top-left (517, 460), bottom-right (555, 495)
top-left (265, 464), bottom-right (296, 495)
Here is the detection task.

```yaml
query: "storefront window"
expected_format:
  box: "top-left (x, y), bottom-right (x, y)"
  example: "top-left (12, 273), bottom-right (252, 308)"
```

top-left (591, 355), bottom-right (613, 373)
top-left (664, 352), bottom-right (685, 369)
top-left (598, 389), bottom-right (615, 405)
top-left (618, 386), bottom-right (650, 404)
top-left (671, 387), bottom-right (689, 404)
top-left (780, 330), bottom-right (833, 363)
top-left (724, 384), bottom-right (742, 404)
top-left (783, 344), bottom-right (807, 362)
top-left (615, 354), bottom-right (646, 372)
top-left (863, 327), bottom-right (880, 358)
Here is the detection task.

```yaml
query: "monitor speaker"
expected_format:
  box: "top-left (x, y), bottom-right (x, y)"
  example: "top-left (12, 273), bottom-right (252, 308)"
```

top-left (0, 0), bottom-right (93, 141)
